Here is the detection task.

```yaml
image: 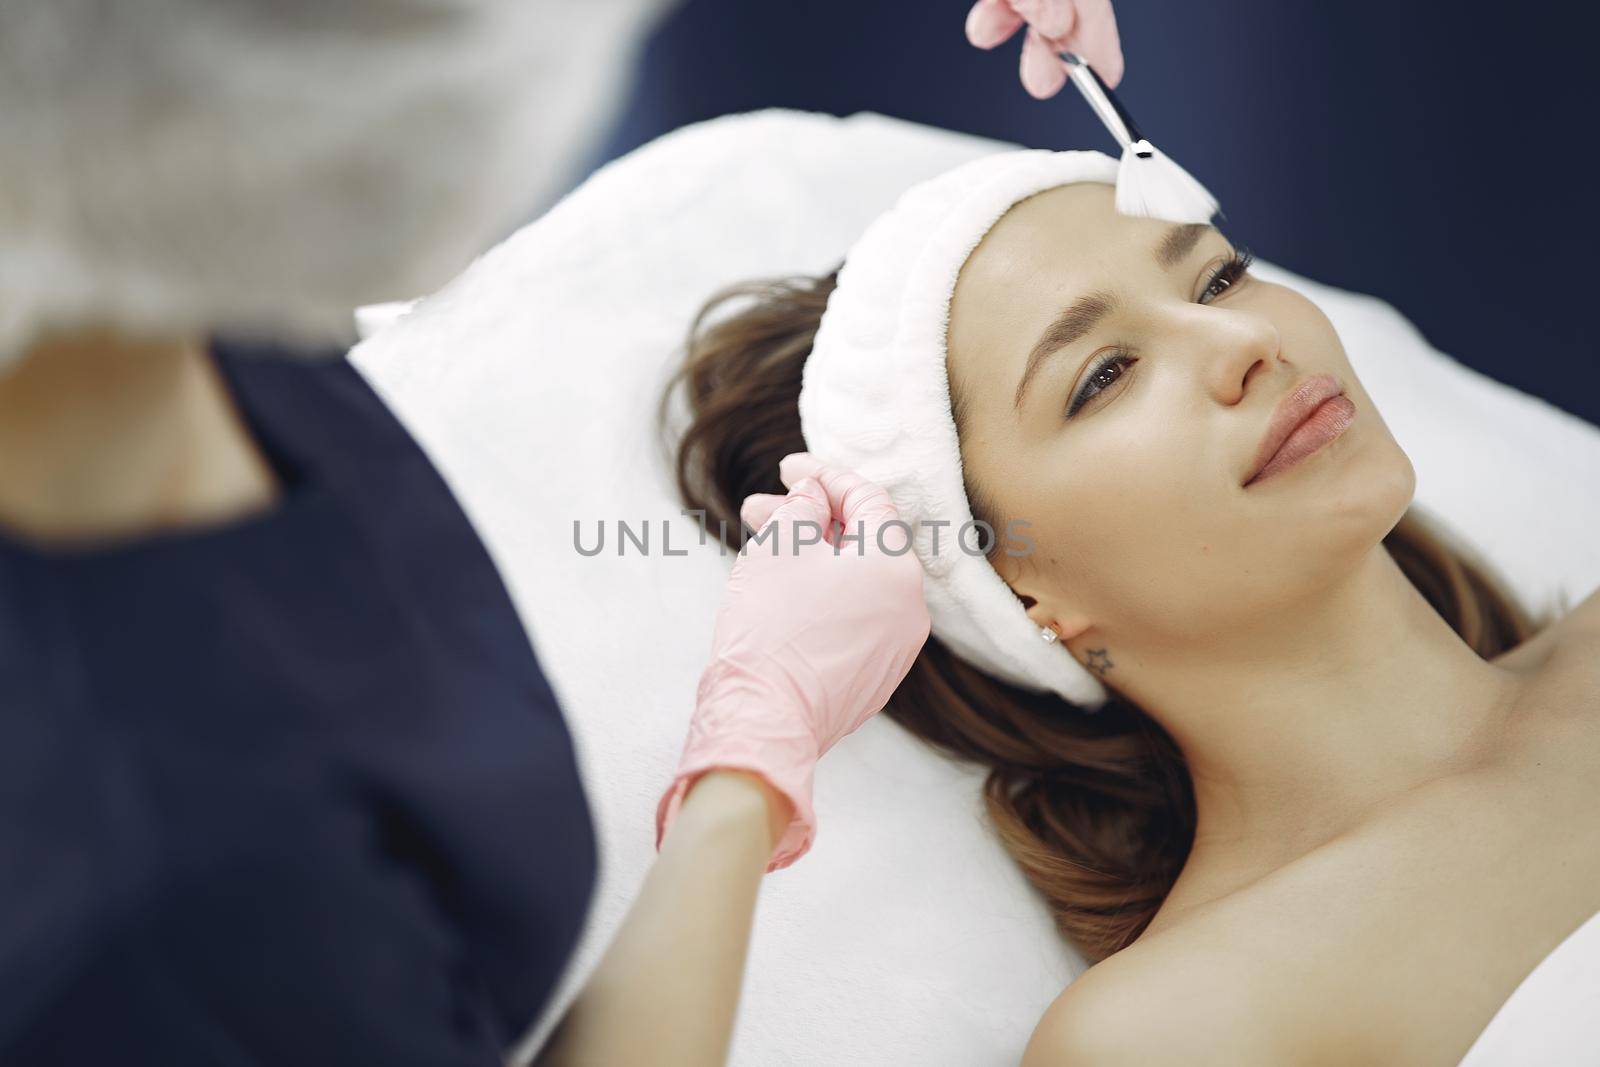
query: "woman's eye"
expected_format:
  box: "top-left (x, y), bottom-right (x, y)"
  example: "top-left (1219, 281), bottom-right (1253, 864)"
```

top-left (1199, 246), bottom-right (1255, 303)
top-left (1068, 352), bottom-right (1137, 417)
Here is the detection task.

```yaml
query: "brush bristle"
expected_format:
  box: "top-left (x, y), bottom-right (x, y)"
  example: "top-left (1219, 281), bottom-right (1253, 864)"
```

top-left (1115, 139), bottom-right (1220, 225)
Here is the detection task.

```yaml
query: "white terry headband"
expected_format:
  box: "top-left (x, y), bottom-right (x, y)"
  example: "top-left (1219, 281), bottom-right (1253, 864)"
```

top-left (798, 147), bottom-right (1122, 709)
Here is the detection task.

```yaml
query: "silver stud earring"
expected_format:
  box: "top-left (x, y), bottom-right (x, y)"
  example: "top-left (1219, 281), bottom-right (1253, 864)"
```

top-left (1039, 626), bottom-right (1059, 644)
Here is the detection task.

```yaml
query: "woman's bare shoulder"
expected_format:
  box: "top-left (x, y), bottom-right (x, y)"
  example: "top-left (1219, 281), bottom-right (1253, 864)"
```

top-left (1492, 583), bottom-right (1600, 674)
top-left (1021, 936), bottom-right (1327, 1066)
top-left (1513, 591), bottom-right (1600, 751)
top-left (1561, 583), bottom-right (1600, 640)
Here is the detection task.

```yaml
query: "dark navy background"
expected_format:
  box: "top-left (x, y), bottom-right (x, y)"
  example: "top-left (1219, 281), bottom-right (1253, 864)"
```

top-left (573, 1), bottom-right (1596, 427)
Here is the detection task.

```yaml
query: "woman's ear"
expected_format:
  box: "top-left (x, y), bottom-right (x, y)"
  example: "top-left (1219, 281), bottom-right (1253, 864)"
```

top-left (1015, 591), bottom-right (1092, 644)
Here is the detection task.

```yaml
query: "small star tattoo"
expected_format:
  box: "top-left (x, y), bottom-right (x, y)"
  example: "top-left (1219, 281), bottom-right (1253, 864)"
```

top-left (1086, 647), bottom-right (1115, 676)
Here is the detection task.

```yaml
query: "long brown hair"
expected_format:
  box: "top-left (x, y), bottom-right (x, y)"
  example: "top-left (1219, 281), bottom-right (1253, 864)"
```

top-left (657, 266), bottom-right (1561, 965)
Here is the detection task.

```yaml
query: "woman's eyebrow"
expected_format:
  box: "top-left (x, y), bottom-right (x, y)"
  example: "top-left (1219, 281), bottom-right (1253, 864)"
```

top-left (1155, 222), bottom-right (1212, 269)
top-left (1012, 223), bottom-right (1215, 414)
top-left (1013, 290), bottom-right (1117, 412)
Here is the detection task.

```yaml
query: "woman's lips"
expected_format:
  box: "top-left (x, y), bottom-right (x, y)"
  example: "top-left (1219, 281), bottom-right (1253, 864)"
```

top-left (1245, 394), bottom-right (1357, 486)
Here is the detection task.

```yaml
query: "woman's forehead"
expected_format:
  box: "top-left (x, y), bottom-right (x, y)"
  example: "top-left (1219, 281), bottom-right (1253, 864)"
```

top-left (962, 182), bottom-right (1149, 298)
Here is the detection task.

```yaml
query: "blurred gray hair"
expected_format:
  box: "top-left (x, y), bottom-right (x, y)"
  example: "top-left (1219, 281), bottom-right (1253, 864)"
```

top-left (0, 0), bottom-right (675, 362)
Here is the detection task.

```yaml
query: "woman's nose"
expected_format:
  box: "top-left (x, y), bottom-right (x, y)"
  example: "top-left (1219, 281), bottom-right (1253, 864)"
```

top-left (1194, 307), bottom-right (1282, 404)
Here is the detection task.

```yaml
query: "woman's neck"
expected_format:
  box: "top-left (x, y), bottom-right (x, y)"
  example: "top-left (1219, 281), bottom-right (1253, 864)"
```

top-left (1124, 543), bottom-right (1526, 905)
top-left (0, 327), bottom-right (281, 547)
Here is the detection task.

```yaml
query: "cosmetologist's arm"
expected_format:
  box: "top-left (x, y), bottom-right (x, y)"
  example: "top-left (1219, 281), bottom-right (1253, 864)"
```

top-left (530, 768), bottom-right (791, 1067)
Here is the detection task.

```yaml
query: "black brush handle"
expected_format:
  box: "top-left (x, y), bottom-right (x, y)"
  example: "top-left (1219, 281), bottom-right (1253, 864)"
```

top-left (1061, 51), bottom-right (1152, 157)
top-left (1082, 62), bottom-right (1148, 150)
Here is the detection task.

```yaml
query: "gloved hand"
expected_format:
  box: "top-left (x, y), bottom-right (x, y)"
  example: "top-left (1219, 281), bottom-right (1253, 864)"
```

top-left (965, 0), bottom-right (1125, 99)
top-left (654, 452), bottom-right (932, 873)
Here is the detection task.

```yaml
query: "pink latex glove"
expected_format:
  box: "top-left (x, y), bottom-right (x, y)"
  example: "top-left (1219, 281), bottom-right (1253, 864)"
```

top-left (654, 452), bottom-right (932, 873)
top-left (965, 0), bottom-right (1125, 99)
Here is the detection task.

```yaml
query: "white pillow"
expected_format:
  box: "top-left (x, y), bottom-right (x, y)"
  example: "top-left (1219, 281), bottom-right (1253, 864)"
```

top-left (349, 108), bottom-right (1600, 1066)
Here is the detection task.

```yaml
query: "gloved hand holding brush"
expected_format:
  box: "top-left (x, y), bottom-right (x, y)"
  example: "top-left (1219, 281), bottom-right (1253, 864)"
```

top-left (965, 0), bottom-right (1125, 99)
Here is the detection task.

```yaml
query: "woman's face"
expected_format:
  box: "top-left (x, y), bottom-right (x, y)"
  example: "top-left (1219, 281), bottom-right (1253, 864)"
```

top-left (945, 182), bottom-right (1416, 650)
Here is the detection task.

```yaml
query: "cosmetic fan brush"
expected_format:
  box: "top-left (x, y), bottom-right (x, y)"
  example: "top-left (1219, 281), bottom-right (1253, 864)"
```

top-left (1059, 51), bottom-right (1222, 225)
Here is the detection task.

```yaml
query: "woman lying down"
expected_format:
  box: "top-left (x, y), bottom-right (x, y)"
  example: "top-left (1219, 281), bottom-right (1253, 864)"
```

top-left (658, 149), bottom-right (1599, 1064)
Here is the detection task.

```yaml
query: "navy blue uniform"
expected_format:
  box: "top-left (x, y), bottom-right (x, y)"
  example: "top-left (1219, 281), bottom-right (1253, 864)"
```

top-left (0, 340), bottom-right (597, 1064)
